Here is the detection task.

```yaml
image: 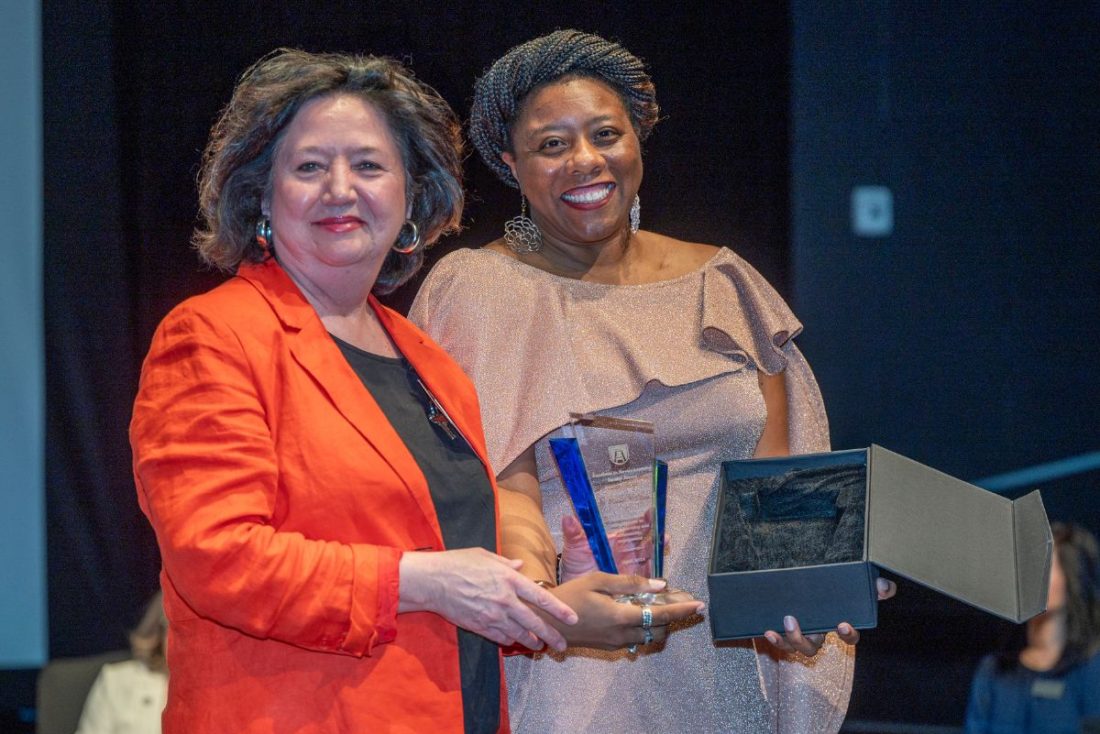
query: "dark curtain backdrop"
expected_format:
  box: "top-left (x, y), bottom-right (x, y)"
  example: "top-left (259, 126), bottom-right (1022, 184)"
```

top-left (27, 1), bottom-right (1099, 732)
top-left (35, 0), bottom-right (791, 723)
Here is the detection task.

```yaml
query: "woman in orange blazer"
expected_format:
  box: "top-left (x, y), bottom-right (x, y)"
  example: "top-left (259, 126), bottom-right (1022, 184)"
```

top-left (128, 49), bottom-right (575, 734)
top-left (131, 49), bottom-right (695, 734)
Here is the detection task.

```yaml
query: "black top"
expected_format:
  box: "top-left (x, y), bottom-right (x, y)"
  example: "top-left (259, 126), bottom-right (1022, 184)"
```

top-left (332, 336), bottom-right (500, 734)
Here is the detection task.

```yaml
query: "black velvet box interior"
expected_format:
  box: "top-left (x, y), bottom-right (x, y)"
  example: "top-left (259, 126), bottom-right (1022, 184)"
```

top-left (707, 446), bottom-right (1053, 641)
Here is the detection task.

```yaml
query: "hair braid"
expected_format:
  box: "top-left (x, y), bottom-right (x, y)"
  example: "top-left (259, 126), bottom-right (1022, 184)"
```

top-left (470, 30), bottom-right (658, 188)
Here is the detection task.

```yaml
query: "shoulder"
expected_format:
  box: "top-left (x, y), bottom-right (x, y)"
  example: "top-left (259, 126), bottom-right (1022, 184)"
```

top-left (410, 244), bottom-right (550, 327)
top-left (645, 232), bottom-right (721, 269)
top-left (96, 659), bottom-right (161, 691)
top-left (154, 262), bottom-right (301, 345)
top-left (971, 653), bottom-right (1000, 680)
top-left (422, 244), bottom-right (517, 284)
top-left (159, 273), bottom-right (261, 325)
top-left (1078, 648), bottom-right (1100, 677)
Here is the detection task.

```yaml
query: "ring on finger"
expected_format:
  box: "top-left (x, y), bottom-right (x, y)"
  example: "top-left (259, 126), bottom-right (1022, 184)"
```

top-left (640, 605), bottom-right (653, 630)
top-left (627, 644), bottom-right (638, 654)
top-left (643, 628), bottom-right (654, 645)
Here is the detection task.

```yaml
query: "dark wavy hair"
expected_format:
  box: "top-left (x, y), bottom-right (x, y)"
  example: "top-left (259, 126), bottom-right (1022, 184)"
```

top-left (193, 48), bottom-right (463, 294)
top-left (997, 522), bottom-right (1100, 672)
top-left (469, 30), bottom-right (658, 189)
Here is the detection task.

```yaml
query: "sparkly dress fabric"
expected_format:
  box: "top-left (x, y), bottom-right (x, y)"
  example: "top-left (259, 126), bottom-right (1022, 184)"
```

top-left (409, 246), bottom-right (854, 734)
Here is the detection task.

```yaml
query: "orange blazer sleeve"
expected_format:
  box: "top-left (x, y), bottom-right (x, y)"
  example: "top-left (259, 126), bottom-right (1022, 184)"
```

top-left (132, 297), bottom-right (401, 657)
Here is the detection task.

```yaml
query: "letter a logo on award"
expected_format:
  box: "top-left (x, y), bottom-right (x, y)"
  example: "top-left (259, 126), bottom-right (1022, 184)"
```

top-left (549, 414), bottom-right (668, 589)
top-left (608, 444), bottom-right (630, 467)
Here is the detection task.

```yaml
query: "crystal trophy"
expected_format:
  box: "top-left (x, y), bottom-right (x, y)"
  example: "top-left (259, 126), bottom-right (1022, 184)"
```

top-left (549, 413), bottom-right (671, 604)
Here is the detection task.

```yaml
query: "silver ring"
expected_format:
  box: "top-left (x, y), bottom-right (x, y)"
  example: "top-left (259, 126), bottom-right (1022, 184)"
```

top-left (640, 605), bottom-right (653, 630)
top-left (627, 644), bottom-right (638, 654)
top-left (643, 628), bottom-right (654, 645)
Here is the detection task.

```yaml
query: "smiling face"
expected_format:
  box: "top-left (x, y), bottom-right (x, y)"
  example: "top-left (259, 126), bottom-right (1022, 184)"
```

top-left (502, 76), bottom-right (642, 249)
top-left (265, 93), bottom-right (408, 293)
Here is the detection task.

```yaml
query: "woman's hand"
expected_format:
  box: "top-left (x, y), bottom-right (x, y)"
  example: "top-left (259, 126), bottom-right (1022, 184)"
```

top-left (559, 513), bottom-right (664, 581)
top-left (559, 514), bottom-right (600, 580)
top-left (399, 548), bottom-right (578, 651)
top-left (545, 574), bottom-right (704, 650)
top-left (763, 577), bottom-right (898, 654)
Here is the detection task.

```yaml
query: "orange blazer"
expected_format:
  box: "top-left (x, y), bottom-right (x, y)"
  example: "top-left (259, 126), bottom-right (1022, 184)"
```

top-left (131, 259), bottom-right (508, 733)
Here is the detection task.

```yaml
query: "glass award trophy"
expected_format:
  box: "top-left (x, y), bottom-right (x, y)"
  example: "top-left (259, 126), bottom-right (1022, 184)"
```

top-left (549, 413), bottom-right (670, 604)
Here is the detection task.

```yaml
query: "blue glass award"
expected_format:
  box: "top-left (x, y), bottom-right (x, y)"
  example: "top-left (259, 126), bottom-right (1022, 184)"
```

top-left (549, 414), bottom-right (670, 601)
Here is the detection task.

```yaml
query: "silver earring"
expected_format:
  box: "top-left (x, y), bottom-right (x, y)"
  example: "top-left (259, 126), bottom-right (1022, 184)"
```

top-left (503, 196), bottom-right (542, 254)
top-left (392, 220), bottom-right (421, 254)
top-left (629, 195), bottom-right (641, 234)
top-left (255, 216), bottom-right (273, 253)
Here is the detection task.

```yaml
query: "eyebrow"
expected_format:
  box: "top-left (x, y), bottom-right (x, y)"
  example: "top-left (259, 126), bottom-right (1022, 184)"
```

top-left (291, 145), bottom-right (385, 157)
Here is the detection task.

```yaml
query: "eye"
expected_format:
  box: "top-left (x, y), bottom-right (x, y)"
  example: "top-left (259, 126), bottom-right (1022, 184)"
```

top-left (296, 161), bottom-right (323, 173)
top-left (538, 138), bottom-right (566, 154)
top-left (595, 128), bottom-right (622, 145)
top-left (353, 160), bottom-right (382, 172)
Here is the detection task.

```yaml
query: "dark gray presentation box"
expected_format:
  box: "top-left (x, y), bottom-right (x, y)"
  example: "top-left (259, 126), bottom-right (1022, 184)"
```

top-left (707, 445), bottom-right (1052, 641)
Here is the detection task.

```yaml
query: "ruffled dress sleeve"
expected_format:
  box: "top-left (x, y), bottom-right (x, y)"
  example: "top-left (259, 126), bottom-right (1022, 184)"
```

top-left (701, 256), bottom-right (831, 455)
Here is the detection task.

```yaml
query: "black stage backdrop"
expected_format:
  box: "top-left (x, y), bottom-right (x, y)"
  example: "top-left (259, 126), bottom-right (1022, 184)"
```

top-left (43, 1), bottom-right (791, 655)
top-left (22, 1), bottom-right (1099, 731)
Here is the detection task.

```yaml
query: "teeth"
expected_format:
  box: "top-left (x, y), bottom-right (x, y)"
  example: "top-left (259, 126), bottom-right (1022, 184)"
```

top-left (562, 185), bottom-right (612, 203)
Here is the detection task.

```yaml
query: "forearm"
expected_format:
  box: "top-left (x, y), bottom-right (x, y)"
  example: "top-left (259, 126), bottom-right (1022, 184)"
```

top-left (498, 487), bottom-right (558, 583)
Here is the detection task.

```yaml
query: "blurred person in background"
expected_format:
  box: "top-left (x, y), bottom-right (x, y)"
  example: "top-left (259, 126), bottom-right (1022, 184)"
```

top-left (966, 522), bottom-right (1100, 733)
top-left (76, 592), bottom-right (168, 734)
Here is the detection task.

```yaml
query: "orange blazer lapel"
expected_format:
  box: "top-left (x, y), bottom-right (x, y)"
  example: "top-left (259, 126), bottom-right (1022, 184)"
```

top-left (238, 261), bottom-right (445, 548)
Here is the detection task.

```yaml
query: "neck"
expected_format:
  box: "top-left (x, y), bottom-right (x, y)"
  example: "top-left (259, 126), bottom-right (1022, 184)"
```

top-left (529, 223), bottom-right (638, 283)
top-left (278, 256), bottom-right (398, 357)
top-left (278, 255), bottom-right (376, 319)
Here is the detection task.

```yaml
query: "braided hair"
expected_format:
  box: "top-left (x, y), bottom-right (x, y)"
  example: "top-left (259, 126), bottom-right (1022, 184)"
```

top-left (470, 30), bottom-right (658, 189)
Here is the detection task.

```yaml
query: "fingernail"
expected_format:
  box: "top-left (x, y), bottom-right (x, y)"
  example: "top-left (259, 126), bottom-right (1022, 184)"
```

top-left (765, 632), bottom-right (779, 645)
top-left (694, 603), bottom-right (706, 614)
top-left (839, 623), bottom-right (852, 635)
top-left (783, 615), bottom-right (796, 632)
top-left (648, 578), bottom-right (667, 590)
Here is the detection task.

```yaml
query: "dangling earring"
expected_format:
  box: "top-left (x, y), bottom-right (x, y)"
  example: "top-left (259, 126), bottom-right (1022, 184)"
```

top-left (392, 220), bottom-right (421, 254)
top-left (629, 195), bottom-right (641, 234)
top-left (255, 216), bottom-right (273, 255)
top-left (503, 196), bottom-right (542, 254)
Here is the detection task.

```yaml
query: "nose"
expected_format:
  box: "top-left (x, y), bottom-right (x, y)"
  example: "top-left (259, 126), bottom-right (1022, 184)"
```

top-left (570, 138), bottom-right (603, 176)
top-left (321, 160), bottom-right (356, 205)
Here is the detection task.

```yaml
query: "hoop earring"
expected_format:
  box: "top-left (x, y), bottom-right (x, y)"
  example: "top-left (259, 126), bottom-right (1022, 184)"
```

top-left (629, 195), bottom-right (641, 234)
top-left (503, 196), bottom-right (542, 254)
top-left (392, 220), bottom-right (421, 254)
top-left (255, 216), bottom-right (273, 254)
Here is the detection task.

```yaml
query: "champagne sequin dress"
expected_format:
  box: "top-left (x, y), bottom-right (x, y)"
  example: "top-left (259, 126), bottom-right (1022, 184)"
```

top-left (410, 247), bottom-right (854, 734)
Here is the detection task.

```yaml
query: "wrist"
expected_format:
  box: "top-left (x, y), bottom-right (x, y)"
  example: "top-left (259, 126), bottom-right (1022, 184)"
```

top-left (397, 551), bottom-right (439, 613)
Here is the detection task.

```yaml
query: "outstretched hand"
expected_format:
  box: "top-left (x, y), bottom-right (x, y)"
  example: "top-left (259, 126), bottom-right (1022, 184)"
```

top-left (763, 577), bottom-right (898, 654)
top-left (399, 548), bottom-right (578, 651)
top-left (546, 573), bottom-right (704, 650)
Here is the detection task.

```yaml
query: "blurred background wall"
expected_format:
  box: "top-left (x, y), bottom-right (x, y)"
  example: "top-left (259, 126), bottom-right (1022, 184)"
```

top-left (2, 1), bottom-right (1096, 731)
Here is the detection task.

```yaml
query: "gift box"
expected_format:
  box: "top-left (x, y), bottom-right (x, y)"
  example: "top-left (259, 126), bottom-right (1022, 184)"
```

top-left (707, 445), bottom-right (1052, 641)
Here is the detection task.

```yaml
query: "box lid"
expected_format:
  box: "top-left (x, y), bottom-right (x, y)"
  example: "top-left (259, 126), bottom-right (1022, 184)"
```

top-left (866, 445), bottom-right (1052, 622)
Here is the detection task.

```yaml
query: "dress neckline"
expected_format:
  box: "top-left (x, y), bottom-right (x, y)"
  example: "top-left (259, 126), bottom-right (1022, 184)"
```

top-left (475, 245), bottom-right (729, 290)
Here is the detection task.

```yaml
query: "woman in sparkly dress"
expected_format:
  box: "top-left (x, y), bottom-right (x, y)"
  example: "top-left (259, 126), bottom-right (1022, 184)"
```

top-left (411, 30), bottom-right (895, 733)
